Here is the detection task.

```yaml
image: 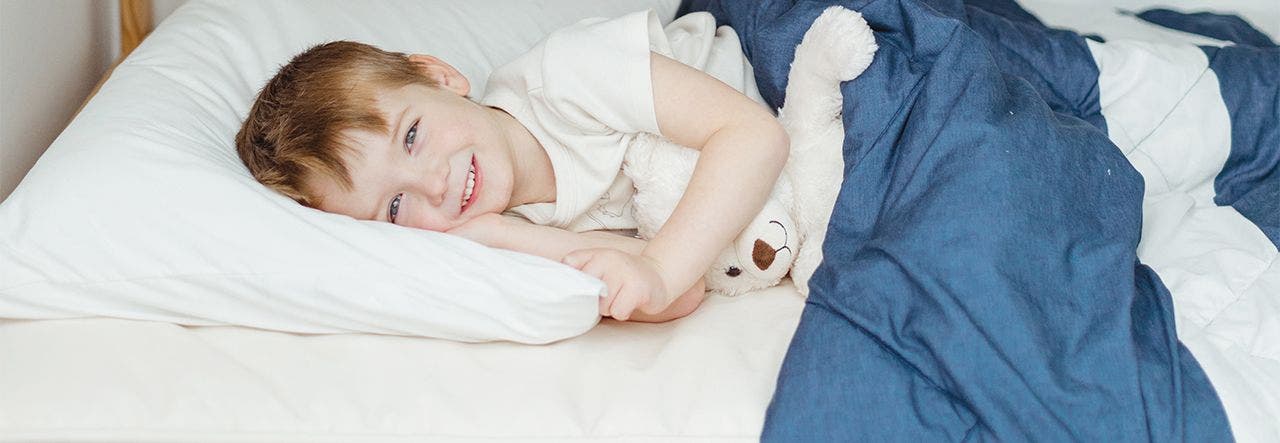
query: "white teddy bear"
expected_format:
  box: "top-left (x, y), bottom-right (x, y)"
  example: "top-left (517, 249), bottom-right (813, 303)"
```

top-left (623, 6), bottom-right (877, 297)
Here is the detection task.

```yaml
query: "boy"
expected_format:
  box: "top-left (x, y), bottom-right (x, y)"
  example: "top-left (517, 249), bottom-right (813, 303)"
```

top-left (236, 11), bottom-right (788, 323)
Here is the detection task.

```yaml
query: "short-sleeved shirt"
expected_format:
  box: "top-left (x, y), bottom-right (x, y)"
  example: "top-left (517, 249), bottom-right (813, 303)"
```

top-left (480, 10), bottom-right (764, 232)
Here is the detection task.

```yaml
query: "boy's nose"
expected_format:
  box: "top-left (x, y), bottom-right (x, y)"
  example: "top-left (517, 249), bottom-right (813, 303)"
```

top-left (420, 163), bottom-right (449, 207)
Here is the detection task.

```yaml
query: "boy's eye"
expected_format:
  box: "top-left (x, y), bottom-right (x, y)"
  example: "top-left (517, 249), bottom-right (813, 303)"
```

top-left (404, 120), bottom-right (418, 152)
top-left (388, 193), bottom-right (403, 223)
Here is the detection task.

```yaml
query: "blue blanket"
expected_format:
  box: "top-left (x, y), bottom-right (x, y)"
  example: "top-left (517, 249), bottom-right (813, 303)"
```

top-left (675, 0), bottom-right (1276, 440)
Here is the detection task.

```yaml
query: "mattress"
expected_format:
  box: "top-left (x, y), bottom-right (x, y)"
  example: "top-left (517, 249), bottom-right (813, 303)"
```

top-left (0, 285), bottom-right (803, 442)
top-left (2, 0), bottom-right (1277, 441)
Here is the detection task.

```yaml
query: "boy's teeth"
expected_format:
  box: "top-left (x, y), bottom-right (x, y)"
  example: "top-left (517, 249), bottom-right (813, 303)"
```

top-left (462, 167), bottom-right (476, 207)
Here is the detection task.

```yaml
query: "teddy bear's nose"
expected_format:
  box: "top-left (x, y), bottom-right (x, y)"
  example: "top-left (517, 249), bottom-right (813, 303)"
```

top-left (753, 239), bottom-right (776, 270)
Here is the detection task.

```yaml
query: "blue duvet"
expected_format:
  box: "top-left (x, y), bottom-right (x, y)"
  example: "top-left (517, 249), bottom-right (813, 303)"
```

top-left (674, 0), bottom-right (1280, 440)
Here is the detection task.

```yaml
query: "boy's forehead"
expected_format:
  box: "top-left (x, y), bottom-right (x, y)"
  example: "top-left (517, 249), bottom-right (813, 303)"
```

top-left (342, 126), bottom-right (390, 153)
top-left (360, 86), bottom-right (420, 140)
top-left (329, 82), bottom-right (435, 179)
top-left (372, 83), bottom-right (421, 106)
top-left (304, 146), bottom-right (375, 219)
top-left (309, 130), bottom-right (378, 194)
top-left (336, 99), bottom-right (399, 158)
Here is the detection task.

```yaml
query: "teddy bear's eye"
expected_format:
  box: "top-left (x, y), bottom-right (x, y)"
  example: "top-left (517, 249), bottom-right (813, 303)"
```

top-left (726, 267), bottom-right (742, 277)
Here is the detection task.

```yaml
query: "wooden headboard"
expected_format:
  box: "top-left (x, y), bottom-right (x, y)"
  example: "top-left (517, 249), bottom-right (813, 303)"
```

top-left (121, 0), bottom-right (154, 58)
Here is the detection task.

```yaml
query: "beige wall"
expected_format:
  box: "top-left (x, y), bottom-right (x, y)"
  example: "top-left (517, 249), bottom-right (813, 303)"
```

top-left (0, 0), bottom-right (187, 202)
top-left (152, 0), bottom-right (186, 32)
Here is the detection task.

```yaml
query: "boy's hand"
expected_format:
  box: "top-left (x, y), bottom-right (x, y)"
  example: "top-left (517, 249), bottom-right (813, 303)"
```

top-left (562, 248), bottom-right (675, 321)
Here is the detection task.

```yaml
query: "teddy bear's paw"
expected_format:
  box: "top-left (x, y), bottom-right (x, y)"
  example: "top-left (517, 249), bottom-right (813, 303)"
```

top-left (793, 276), bottom-right (812, 297)
top-left (621, 134), bottom-right (663, 178)
top-left (790, 244), bottom-right (823, 298)
top-left (798, 6), bottom-right (878, 83)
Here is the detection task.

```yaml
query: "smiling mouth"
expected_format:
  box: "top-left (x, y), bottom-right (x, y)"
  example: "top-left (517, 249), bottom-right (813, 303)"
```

top-left (461, 155), bottom-right (478, 212)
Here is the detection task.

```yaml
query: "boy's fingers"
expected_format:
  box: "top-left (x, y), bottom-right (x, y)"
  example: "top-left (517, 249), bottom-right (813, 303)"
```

top-left (589, 261), bottom-right (619, 316)
top-left (565, 249), bottom-right (634, 320)
top-left (564, 248), bottom-right (615, 269)
top-left (640, 290), bottom-right (666, 314)
top-left (580, 259), bottom-right (609, 282)
top-left (611, 286), bottom-right (641, 322)
top-left (596, 273), bottom-right (622, 314)
top-left (606, 287), bottom-right (625, 321)
top-left (562, 250), bottom-right (591, 269)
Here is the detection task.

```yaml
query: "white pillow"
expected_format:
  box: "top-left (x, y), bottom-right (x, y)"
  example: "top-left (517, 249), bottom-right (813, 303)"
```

top-left (0, 0), bottom-right (680, 344)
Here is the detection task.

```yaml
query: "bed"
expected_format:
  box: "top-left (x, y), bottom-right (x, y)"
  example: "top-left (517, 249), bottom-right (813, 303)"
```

top-left (1, 0), bottom-right (1277, 441)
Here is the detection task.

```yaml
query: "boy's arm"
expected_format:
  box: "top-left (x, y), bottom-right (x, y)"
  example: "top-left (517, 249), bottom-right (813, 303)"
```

top-left (564, 52), bottom-right (789, 320)
top-left (448, 214), bottom-right (705, 322)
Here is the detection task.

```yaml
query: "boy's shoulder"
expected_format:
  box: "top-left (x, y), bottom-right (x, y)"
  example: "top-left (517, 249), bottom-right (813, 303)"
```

top-left (481, 10), bottom-right (663, 133)
top-left (485, 10), bottom-right (660, 84)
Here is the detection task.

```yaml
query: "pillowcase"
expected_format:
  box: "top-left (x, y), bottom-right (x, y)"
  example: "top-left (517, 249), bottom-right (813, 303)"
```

top-left (0, 0), bottom-right (680, 344)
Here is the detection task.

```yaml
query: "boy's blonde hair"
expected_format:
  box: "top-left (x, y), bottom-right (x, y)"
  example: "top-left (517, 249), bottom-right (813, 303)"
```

top-left (236, 41), bottom-right (439, 207)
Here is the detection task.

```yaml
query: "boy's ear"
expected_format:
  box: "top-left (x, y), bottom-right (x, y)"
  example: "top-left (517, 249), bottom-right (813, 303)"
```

top-left (408, 54), bottom-right (470, 96)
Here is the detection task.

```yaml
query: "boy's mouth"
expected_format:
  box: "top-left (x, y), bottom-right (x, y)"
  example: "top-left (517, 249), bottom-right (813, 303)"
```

top-left (461, 155), bottom-right (479, 213)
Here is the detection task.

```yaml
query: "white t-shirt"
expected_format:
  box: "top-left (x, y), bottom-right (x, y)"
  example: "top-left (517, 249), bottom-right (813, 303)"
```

top-left (480, 10), bottom-right (764, 232)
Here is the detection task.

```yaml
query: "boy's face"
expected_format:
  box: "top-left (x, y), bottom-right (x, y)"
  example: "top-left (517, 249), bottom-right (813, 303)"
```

top-left (307, 83), bottom-right (516, 232)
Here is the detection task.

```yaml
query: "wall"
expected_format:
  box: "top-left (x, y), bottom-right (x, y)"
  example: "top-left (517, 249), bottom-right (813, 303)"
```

top-left (0, 0), bottom-right (187, 202)
top-left (152, 0), bottom-right (187, 36)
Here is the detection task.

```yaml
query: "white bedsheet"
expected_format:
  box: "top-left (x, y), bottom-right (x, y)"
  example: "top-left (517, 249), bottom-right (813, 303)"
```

top-left (1, 0), bottom-right (1277, 442)
top-left (0, 285), bottom-right (804, 442)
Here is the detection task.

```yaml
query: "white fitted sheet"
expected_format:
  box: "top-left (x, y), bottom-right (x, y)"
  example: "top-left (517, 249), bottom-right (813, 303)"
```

top-left (1, 0), bottom-right (1278, 442)
top-left (0, 285), bottom-right (804, 442)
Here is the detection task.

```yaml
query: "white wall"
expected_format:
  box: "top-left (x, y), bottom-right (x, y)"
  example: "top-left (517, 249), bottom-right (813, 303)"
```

top-left (0, 1), bottom-right (115, 202)
top-left (0, 0), bottom-right (187, 202)
top-left (152, 0), bottom-right (187, 36)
